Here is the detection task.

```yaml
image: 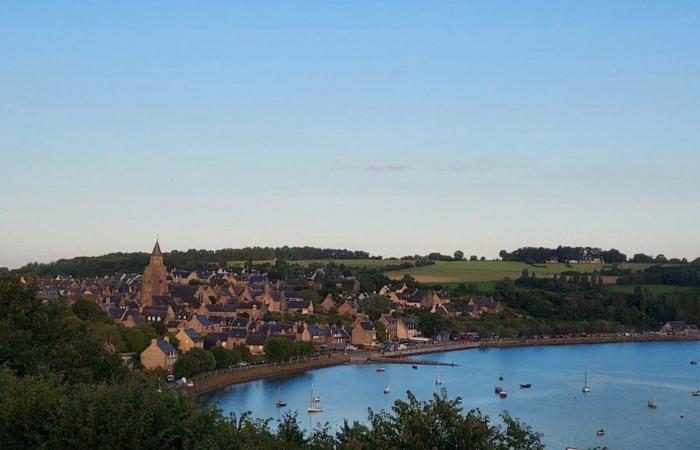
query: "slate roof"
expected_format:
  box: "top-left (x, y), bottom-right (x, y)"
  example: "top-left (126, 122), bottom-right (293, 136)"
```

top-left (286, 300), bottom-right (310, 310)
top-left (156, 339), bottom-right (177, 356)
top-left (152, 240), bottom-right (162, 257)
top-left (171, 285), bottom-right (199, 300)
top-left (194, 315), bottom-right (213, 327)
top-left (245, 334), bottom-right (267, 346)
top-left (184, 328), bottom-right (200, 341)
top-left (359, 321), bottom-right (374, 331)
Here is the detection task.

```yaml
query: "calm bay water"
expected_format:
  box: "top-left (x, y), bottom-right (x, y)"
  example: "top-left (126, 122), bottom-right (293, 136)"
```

top-left (201, 342), bottom-right (700, 449)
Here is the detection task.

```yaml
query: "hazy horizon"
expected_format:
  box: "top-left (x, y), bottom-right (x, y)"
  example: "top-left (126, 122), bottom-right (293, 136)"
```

top-left (2, 1), bottom-right (699, 268)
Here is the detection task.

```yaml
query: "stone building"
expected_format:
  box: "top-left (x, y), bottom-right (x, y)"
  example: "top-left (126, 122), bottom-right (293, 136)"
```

top-left (140, 337), bottom-right (178, 371)
top-left (141, 240), bottom-right (168, 306)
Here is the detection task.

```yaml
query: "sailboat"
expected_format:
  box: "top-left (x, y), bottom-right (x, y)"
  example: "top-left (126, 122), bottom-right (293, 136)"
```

top-left (275, 386), bottom-right (286, 408)
top-left (582, 372), bottom-right (592, 393)
top-left (435, 364), bottom-right (443, 386)
top-left (307, 384), bottom-right (323, 413)
top-left (383, 374), bottom-right (390, 394)
top-left (495, 375), bottom-right (503, 394)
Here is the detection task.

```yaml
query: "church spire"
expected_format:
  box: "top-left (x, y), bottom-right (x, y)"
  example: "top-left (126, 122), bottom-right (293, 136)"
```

top-left (152, 239), bottom-right (162, 257)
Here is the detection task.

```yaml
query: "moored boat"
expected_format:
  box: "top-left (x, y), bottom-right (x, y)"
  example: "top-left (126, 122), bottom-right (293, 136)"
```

top-left (308, 384), bottom-right (323, 413)
top-left (692, 390), bottom-right (700, 397)
top-left (275, 387), bottom-right (286, 408)
top-left (596, 428), bottom-right (605, 437)
top-left (582, 372), bottom-right (592, 394)
top-left (648, 400), bottom-right (657, 408)
top-left (499, 391), bottom-right (508, 399)
top-left (519, 383), bottom-right (532, 389)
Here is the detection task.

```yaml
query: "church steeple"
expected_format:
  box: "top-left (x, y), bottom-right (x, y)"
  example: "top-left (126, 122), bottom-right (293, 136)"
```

top-left (142, 238), bottom-right (168, 306)
top-left (152, 239), bottom-right (162, 257)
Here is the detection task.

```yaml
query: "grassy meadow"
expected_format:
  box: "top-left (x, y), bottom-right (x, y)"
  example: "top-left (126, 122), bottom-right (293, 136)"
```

top-left (384, 260), bottom-right (652, 283)
top-left (228, 258), bottom-right (654, 285)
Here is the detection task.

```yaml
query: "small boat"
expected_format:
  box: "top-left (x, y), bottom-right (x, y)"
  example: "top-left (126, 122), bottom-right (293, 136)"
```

top-left (499, 391), bottom-right (508, 399)
top-left (307, 385), bottom-right (323, 413)
top-left (690, 360), bottom-right (698, 365)
top-left (383, 374), bottom-right (390, 394)
top-left (275, 387), bottom-right (287, 408)
top-left (519, 383), bottom-right (532, 389)
top-left (596, 428), bottom-right (605, 437)
top-left (692, 391), bottom-right (700, 397)
top-left (582, 372), bottom-right (592, 394)
top-left (411, 365), bottom-right (418, 369)
top-left (376, 367), bottom-right (385, 372)
top-left (435, 365), bottom-right (443, 386)
top-left (494, 375), bottom-right (504, 394)
top-left (648, 400), bottom-right (657, 409)
top-left (307, 404), bottom-right (323, 413)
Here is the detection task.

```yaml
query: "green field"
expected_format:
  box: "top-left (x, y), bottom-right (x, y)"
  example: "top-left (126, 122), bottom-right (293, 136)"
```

top-left (384, 260), bottom-right (652, 283)
top-left (226, 258), bottom-right (656, 285)
top-left (227, 259), bottom-right (394, 268)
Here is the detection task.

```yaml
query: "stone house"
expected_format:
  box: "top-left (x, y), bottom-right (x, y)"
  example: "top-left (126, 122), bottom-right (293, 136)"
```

top-left (351, 320), bottom-right (376, 347)
top-left (176, 328), bottom-right (203, 352)
top-left (140, 338), bottom-right (178, 371)
top-left (320, 294), bottom-right (337, 313)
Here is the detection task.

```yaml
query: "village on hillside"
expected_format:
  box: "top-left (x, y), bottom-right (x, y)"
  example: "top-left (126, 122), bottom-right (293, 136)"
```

top-left (29, 241), bottom-right (501, 372)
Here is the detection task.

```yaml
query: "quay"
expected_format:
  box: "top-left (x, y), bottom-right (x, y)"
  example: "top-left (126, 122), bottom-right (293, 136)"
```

top-left (191, 354), bottom-right (350, 397)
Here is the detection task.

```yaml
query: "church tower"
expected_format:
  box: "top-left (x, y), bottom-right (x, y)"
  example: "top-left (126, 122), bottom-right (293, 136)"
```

top-left (141, 239), bottom-right (168, 306)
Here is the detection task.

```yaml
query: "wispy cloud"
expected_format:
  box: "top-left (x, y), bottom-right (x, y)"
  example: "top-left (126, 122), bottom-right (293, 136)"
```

top-left (334, 160), bottom-right (512, 174)
top-left (364, 165), bottom-right (412, 173)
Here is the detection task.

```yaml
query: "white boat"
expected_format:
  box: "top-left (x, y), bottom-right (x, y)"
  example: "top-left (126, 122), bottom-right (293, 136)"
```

top-left (275, 387), bottom-right (286, 408)
top-left (582, 372), bottom-right (592, 394)
top-left (648, 400), bottom-right (657, 408)
top-left (435, 364), bottom-right (443, 386)
top-left (307, 385), bottom-right (323, 413)
top-left (596, 428), bottom-right (605, 437)
top-left (692, 391), bottom-right (700, 397)
top-left (383, 374), bottom-right (390, 394)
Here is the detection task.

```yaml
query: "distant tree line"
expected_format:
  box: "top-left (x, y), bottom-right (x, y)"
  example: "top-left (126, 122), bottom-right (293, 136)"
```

top-left (493, 271), bottom-right (700, 329)
top-left (14, 246), bottom-right (373, 277)
top-left (618, 261), bottom-right (700, 287)
top-left (499, 246), bottom-right (629, 264)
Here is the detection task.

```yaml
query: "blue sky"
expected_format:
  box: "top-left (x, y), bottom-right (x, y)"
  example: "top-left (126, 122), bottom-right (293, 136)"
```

top-left (1, 1), bottom-right (699, 268)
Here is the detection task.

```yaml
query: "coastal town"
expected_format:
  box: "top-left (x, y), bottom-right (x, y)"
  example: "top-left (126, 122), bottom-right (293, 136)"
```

top-left (30, 241), bottom-right (502, 374)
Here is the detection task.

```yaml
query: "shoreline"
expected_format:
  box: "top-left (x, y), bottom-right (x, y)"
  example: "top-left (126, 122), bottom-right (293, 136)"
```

top-left (192, 354), bottom-right (350, 397)
top-left (193, 334), bottom-right (699, 398)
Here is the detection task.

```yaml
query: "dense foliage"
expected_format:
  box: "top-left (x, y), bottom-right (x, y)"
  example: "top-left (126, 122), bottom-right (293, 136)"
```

top-left (618, 261), bottom-right (700, 287)
top-left (498, 246), bottom-right (628, 263)
top-left (491, 274), bottom-right (700, 331)
top-left (15, 246), bottom-right (373, 277)
top-left (263, 338), bottom-right (314, 363)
